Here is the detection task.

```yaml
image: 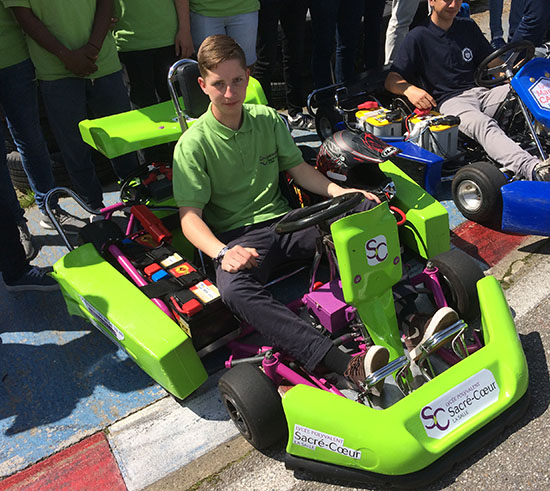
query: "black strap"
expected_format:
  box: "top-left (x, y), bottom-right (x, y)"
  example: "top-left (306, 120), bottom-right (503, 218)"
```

top-left (139, 278), bottom-right (181, 298)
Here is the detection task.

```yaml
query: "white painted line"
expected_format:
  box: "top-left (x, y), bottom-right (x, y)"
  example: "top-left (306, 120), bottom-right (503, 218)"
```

top-left (505, 255), bottom-right (550, 321)
top-left (107, 372), bottom-right (238, 491)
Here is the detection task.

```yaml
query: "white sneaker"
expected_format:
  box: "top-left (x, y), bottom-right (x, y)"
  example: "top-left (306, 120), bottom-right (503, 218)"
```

top-left (288, 112), bottom-right (316, 130)
top-left (39, 208), bottom-right (87, 235)
top-left (533, 159), bottom-right (550, 181)
top-left (406, 307), bottom-right (459, 362)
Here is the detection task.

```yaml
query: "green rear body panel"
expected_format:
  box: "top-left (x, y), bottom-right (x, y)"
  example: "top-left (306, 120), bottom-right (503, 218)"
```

top-left (52, 243), bottom-right (208, 400)
top-left (380, 160), bottom-right (450, 259)
top-left (283, 275), bottom-right (528, 475)
top-left (79, 76), bottom-right (268, 158)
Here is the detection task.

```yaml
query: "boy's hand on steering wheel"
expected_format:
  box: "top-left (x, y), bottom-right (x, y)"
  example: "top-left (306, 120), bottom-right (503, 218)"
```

top-left (333, 187), bottom-right (381, 205)
top-left (221, 245), bottom-right (259, 273)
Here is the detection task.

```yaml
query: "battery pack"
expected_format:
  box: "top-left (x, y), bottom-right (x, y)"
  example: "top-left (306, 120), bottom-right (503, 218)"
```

top-left (356, 107), bottom-right (403, 138)
top-left (121, 242), bottom-right (239, 353)
top-left (409, 111), bottom-right (459, 158)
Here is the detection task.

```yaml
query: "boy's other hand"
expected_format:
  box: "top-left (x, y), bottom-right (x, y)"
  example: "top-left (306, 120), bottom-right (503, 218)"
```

top-left (61, 47), bottom-right (98, 77)
top-left (175, 29), bottom-right (194, 59)
top-left (221, 245), bottom-right (259, 273)
top-left (403, 86), bottom-right (436, 110)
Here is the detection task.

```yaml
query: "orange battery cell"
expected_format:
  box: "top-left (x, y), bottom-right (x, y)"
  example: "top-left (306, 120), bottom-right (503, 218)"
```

top-left (169, 262), bottom-right (196, 278)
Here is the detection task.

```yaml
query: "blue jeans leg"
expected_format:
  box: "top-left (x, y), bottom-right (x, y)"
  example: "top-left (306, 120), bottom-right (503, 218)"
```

top-left (190, 12), bottom-right (259, 66)
top-left (509, 0), bottom-right (526, 40)
top-left (335, 0), bottom-right (364, 84)
top-left (86, 71), bottom-right (139, 180)
top-left (511, 0), bottom-right (549, 46)
top-left (309, 0), bottom-right (338, 88)
top-left (0, 59), bottom-right (55, 216)
top-left (40, 77), bottom-right (104, 209)
top-left (0, 116), bottom-right (24, 223)
top-left (0, 133), bottom-right (28, 282)
top-left (489, 0), bottom-right (504, 40)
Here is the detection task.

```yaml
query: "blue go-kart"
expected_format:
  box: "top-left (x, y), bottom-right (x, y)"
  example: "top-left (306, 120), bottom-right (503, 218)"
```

top-left (308, 41), bottom-right (550, 237)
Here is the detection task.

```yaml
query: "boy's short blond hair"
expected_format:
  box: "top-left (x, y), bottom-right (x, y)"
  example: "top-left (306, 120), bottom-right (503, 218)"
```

top-left (197, 34), bottom-right (247, 77)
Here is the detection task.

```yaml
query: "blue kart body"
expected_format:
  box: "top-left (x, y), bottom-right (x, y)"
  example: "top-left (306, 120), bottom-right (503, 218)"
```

top-left (376, 56), bottom-right (550, 236)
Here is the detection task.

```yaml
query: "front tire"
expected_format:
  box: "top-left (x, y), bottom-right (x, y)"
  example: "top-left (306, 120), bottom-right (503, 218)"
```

top-left (218, 363), bottom-right (287, 450)
top-left (430, 249), bottom-right (485, 322)
top-left (452, 161), bottom-right (508, 223)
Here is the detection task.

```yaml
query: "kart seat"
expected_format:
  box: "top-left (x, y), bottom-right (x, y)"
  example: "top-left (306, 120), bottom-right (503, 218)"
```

top-left (168, 59), bottom-right (209, 130)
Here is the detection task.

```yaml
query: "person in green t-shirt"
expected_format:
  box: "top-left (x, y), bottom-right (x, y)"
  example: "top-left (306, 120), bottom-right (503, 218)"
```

top-left (189, 0), bottom-right (259, 66)
top-left (113, 0), bottom-right (193, 109)
top-left (5, 0), bottom-right (139, 210)
top-left (172, 34), bottom-right (393, 390)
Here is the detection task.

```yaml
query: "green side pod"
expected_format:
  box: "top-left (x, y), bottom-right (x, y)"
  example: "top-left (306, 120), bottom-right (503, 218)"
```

top-left (52, 243), bottom-right (208, 400)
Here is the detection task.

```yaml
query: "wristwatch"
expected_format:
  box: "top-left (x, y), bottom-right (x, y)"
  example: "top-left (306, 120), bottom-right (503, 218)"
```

top-left (213, 246), bottom-right (229, 267)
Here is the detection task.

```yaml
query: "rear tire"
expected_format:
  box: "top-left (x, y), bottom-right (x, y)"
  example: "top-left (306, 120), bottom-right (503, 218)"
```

top-left (218, 363), bottom-right (287, 450)
top-left (451, 161), bottom-right (508, 223)
top-left (430, 249), bottom-right (485, 322)
top-left (315, 105), bottom-right (341, 141)
top-left (7, 150), bottom-right (116, 191)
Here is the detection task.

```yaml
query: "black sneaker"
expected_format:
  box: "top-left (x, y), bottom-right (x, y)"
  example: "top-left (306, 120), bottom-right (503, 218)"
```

top-left (344, 345), bottom-right (389, 394)
top-left (17, 220), bottom-right (36, 260)
top-left (4, 266), bottom-right (59, 292)
top-left (40, 208), bottom-right (87, 235)
top-left (533, 159), bottom-right (550, 181)
top-left (288, 112), bottom-right (316, 130)
top-left (490, 36), bottom-right (506, 50)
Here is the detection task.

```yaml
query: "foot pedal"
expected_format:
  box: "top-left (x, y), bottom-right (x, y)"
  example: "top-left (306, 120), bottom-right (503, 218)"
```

top-left (416, 319), bottom-right (468, 380)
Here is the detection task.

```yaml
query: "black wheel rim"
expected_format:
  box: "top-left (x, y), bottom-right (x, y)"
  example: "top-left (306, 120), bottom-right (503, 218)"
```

top-left (224, 395), bottom-right (252, 440)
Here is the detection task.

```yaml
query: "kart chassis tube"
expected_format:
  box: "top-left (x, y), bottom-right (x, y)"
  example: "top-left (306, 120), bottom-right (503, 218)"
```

top-left (108, 243), bottom-right (175, 320)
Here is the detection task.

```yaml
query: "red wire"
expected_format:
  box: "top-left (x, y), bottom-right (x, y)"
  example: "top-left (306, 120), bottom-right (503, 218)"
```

top-left (390, 205), bottom-right (407, 226)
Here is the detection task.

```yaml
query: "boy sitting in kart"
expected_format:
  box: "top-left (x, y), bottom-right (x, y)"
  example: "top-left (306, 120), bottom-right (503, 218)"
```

top-left (172, 34), bottom-right (457, 393)
top-left (384, 0), bottom-right (550, 182)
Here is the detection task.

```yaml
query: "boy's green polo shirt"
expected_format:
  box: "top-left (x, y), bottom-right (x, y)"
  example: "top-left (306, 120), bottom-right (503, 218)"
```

top-left (113, 0), bottom-right (178, 52)
top-left (3, 0), bottom-right (121, 80)
top-left (173, 103), bottom-right (303, 234)
top-left (0, 3), bottom-right (28, 69)
top-left (189, 0), bottom-right (259, 18)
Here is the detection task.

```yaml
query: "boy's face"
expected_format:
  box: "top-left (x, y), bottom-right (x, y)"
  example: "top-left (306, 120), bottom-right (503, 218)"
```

top-left (198, 59), bottom-right (249, 121)
top-left (430, 0), bottom-right (462, 21)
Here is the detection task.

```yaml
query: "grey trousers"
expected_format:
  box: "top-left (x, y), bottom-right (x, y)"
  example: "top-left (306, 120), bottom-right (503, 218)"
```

top-left (439, 85), bottom-right (539, 179)
top-left (384, 0), bottom-right (421, 65)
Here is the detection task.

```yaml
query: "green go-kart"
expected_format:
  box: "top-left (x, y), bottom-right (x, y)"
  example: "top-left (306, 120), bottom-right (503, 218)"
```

top-left (48, 60), bottom-right (529, 487)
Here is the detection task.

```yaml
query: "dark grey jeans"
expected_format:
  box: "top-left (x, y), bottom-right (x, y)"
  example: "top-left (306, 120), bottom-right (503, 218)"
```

top-left (215, 199), bottom-right (377, 371)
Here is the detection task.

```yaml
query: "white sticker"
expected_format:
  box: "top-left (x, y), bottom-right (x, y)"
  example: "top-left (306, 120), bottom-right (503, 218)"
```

top-left (161, 253), bottom-right (183, 267)
top-left (529, 77), bottom-right (550, 110)
top-left (420, 369), bottom-right (499, 439)
top-left (80, 296), bottom-right (125, 341)
top-left (190, 280), bottom-right (220, 304)
top-left (365, 234), bottom-right (388, 265)
top-left (293, 424), bottom-right (361, 460)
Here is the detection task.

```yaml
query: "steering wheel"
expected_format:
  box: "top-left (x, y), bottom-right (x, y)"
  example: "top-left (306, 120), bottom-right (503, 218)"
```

top-left (475, 40), bottom-right (535, 88)
top-left (275, 192), bottom-right (364, 234)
